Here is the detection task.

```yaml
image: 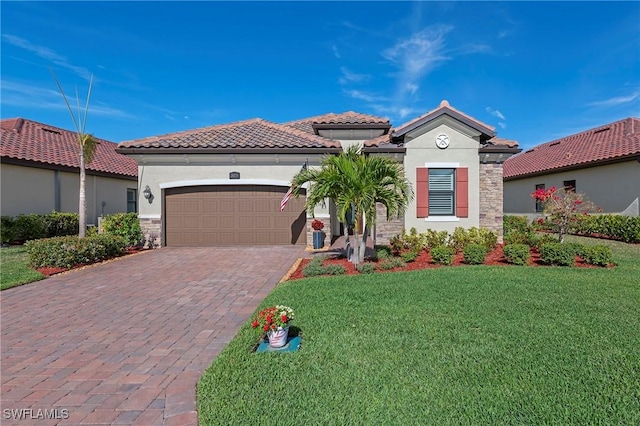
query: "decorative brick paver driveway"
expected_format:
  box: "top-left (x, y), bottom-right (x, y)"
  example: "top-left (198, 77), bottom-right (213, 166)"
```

top-left (1, 246), bottom-right (303, 425)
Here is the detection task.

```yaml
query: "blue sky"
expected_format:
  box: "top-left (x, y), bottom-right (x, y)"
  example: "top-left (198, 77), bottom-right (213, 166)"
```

top-left (1, 1), bottom-right (639, 150)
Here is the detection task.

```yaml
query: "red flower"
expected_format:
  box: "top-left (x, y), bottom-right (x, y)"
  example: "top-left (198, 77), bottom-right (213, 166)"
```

top-left (252, 320), bottom-right (259, 328)
top-left (281, 314), bottom-right (288, 323)
top-left (263, 325), bottom-right (269, 332)
top-left (311, 219), bottom-right (324, 231)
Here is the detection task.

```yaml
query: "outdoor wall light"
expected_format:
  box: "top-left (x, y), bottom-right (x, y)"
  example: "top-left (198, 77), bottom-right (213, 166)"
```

top-left (143, 185), bottom-right (154, 203)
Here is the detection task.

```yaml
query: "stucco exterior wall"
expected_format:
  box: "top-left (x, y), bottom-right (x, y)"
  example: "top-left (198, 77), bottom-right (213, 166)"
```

top-left (1, 164), bottom-right (135, 223)
top-left (132, 154), bottom-right (330, 245)
top-left (1, 164), bottom-right (55, 217)
top-left (504, 160), bottom-right (640, 216)
top-left (404, 123), bottom-right (480, 233)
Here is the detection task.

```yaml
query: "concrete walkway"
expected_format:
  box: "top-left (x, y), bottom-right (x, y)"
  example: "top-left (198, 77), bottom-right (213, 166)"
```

top-left (1, 246), bottom-right (303, 425)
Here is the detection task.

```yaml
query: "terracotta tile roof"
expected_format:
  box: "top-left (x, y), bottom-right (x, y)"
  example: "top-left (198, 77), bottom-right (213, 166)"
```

top-left (284, 111), bottom-right (390, 134)
top-left (1, 118), bottom-right (137, 177)
top-left (393, 100), bottom-right (495, 138)
top-left (363, 133), bottom-right (393, 147)
top-left (503, 117), bottom-right (640, 179)
top-left (118, 118), bottom-right (340, 150)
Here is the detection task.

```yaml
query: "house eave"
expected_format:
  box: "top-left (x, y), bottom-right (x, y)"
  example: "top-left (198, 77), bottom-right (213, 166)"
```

top-left (116, 147), bottom-right (342, 155)
top-left (0, 156), bottom-right (137, 180)
top-left (503, 154), bottom-right (640, 181)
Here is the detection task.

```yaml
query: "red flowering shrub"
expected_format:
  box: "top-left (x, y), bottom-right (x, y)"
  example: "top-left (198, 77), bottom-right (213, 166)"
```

top-left (251, 305), bottom-right (295, 332)
top-left (311, 219), bottom-right (325, 231)
top-left (531, 186), bottom-right (598, 243)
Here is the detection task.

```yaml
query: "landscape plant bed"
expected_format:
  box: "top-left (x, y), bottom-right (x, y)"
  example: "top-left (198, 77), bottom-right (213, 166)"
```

top-left (288, 244), bottom-right (608, 280)
top-left (35, 246), bottom-right (147, 277)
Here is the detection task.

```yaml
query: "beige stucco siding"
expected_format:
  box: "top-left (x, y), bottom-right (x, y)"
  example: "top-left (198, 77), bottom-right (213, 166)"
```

top-left (1, 164), bottom-right (56, 217)
top-left (504, 160), bottom-right (640, 216)
top-left (133, 154), bottom-right (328, 218)
top-left (404, 123), bottom-right (480, 233)
top-left (1, 163), bottom-right (136, 223)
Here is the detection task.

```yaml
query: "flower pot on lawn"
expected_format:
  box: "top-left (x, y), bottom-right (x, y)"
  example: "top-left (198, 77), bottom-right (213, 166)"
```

top-left (267, 326), bottom-right (290, 348)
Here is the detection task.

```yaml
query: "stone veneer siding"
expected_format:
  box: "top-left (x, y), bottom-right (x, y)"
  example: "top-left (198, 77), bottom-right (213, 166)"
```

top-left (374, 203), bottom-right (404, 246)
top-left (479, 163), bottom-right (504, 242)
top-left (139, 217), bottom-right (162, 248)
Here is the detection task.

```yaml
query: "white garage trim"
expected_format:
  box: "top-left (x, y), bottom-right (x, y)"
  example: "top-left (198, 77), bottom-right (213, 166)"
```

top-left (159, 179), bottom-right (291, 189)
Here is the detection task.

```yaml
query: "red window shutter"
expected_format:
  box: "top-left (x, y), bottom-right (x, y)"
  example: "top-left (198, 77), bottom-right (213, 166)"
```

top-left (416, 168), bottom-right (429, 218)
top-left (456, 168), bottom-right (469, 218)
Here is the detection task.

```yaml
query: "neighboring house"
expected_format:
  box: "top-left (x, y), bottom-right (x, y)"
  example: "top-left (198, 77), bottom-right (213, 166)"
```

top-left (504, 117), bottom-right (640, 218)
top-left (116, 100), bottom-right (520, 247)
top-left (1, 118), bottom-right (139, 225)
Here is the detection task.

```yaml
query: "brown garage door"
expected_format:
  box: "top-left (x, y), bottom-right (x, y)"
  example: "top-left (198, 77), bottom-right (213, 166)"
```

top-left (164, 185), bottom-right (307, 246)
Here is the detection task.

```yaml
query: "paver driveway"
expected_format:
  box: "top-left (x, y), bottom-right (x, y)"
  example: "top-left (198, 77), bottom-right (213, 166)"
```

top-left (1, 246), bottom-right (303, 425)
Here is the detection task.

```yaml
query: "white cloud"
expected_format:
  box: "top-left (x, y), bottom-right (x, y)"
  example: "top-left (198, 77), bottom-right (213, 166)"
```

top-left (587, 91), bottom-right (639, 107)
top-left (1, 79), bottom-right (133, 119)
top-left (2, 34), bottom-right (92, 80)
top-left (338, 67), bottom-right (371, 85)
top-left (498, 122), bottom-right (507, 129)
top-left (486, 106), bottom-right (506, 120)
top-left (344, 90), bottom-right (388, 103)
top-left (332, 44), bottom-right (341, 59)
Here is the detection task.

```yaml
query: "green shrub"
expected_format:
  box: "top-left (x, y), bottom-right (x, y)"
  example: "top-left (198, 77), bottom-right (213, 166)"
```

top-left (302, 256), bottom-right (346, 277)
top-left (14, 214), bottom-right (46, 241)
top-left (463, 244), bottom-right (487, 265)
top-left (530, 233), bottom-right (558, 249)
top-left (378, 257), bottom-right (406, 270)
top-left (302, 256), bottom-right (325, 277)
top-left (374, 246), bottom-right (392, 260)
top-left (424, 229), bottom-right (449, 249)
top-left (503, 244), bottom-right (530, 266)
top-left (504, 215), bottom-right (532, 236)
top-left (324, 264), bottom-right (346, 275)
top-left (102, 212), bottom-right (143, 247)
top-left (390, 228), bottom-right (427, 255)
top-left (564, 242), bottom-right (587, 257)
top-left (401, 251), bottom-right (419, 263)
top-left (576, 214), bottom-right (640, 243)
top-left (581, 245), bottom-right (613, 267)
top-left (356, 263), bottom-right (376, 274)
top-left (43, 211), bottom-right (79, 237)
top-left (539, 243), bottom-right (576, 266)
top-left (25, 234), bottom-right (127, 269)
top-left (504, 230), bottom-right (533, 246)
top-left (1, 216), bottom-right (17, 244)
top-left (449, 227), bottom-right (471, 252)
top-left (431, 245), bottom-right (454, 265)
top-left (389, 234), bottom-right (406, 254)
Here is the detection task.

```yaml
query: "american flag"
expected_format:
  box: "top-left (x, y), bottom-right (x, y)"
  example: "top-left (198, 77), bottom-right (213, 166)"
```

top-left (280, 162), bottom-right (307, 212)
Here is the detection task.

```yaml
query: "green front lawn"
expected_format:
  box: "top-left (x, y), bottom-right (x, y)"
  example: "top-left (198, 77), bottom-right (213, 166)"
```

top-left (0, 246), bottom-right (45, 290)
top-left (198, 236), bottom-right (640, 425)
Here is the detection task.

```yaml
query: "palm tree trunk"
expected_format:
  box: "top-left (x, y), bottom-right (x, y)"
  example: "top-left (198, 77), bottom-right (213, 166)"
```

top-left (343, 222), bottom-right (353, 263)
top-left (358, 224), bottom-right (369, 263)
top-left (78, 151), bottom-right (86, 238)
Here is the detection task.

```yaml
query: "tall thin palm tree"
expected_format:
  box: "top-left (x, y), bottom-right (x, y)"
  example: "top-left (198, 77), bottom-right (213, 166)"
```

top-left (51, 71), bottom-right (97, 238)
top-left (291, 145), bottom-right (413, 264)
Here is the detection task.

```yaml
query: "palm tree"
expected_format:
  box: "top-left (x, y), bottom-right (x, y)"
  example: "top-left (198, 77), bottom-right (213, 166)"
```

top-left (51, 71), bottom-right (97, 238)
top-left (291, 145), bottom-right (413, 265)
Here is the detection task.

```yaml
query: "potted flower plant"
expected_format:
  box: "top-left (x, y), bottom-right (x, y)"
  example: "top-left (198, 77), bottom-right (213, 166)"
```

top-left (252, 305), bottom-right (295, 348)
top-left (311, 219), bottom-right (325, 250)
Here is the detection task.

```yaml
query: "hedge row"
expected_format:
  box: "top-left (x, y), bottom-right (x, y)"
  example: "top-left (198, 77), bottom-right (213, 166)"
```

top-left (1, 212), bottom-right (79, 243)
top-left (25, 235), bottom-right (127, 269)
top-left (506, 214), bottom-right (640, 244)
top-left (571, 214), bottom-right (640, 243)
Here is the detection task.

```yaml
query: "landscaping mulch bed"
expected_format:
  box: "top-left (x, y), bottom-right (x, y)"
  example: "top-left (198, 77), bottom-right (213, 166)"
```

top-left (288, 244), bottom-right (603, 280)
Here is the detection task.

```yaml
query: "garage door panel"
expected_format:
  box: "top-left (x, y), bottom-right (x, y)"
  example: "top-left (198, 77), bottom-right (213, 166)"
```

top-left (165, 185), bottom-right (306, 246)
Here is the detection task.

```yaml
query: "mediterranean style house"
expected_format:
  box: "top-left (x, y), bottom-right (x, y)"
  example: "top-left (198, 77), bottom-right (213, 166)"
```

top-left (116, 100), bottom-right (520, 247)
top-left (1, 118), bottom-right (138, 225)
top-left (504, 117), bottom-right (640, 218)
